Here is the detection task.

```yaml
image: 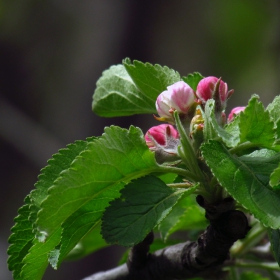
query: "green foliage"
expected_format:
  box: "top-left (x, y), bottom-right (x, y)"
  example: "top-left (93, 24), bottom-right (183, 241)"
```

top-left (123, 58), bottom-right (181, 101)
top-left (102, 175), bottom-right (194, 246)
top-left (8, 59), bottom-right (280, 279)
top-left (240, 271), bottom-right (269, 280)
top-left (201, 140), bottom-right (280, 229)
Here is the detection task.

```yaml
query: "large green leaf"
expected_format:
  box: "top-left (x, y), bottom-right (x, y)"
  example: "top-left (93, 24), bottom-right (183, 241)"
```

top-left (123, 58), bottom-right (181, 102)
top-left (7, 196), bottom-right (34, 280)
top-left (201, 140), bottom-right (280, 229)
top-left (267, 228), bottom-right (280, 267)
top-left (8, 139), bottom-right (95, 279)
top-left (20, 229), bottom-right (61, 280)
top-left (267, 95), bottom-right (280, 123)
top-left (37, 126), bottom-right (163, 240)
top-left (101, 175), bottom-right (190, 247)
top-left (239, 95), bottom-right (275, 149)
top-left (92, 64), bottom-right (156, 117)
top-left (53, 184), bottom-right (122, 268)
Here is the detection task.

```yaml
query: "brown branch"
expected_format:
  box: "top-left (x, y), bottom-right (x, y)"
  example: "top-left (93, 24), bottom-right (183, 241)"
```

top-left (82, 198), bottom-right (250, 280)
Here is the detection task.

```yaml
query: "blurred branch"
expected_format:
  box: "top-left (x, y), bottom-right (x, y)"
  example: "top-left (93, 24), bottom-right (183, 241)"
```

top-left (0, 96), bottom-right (63, 168)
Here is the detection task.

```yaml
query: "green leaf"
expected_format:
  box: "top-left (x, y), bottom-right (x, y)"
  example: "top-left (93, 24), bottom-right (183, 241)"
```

top-left (267, 228), bottom-right (280, 267)
top-left (7, 196), bottom-right (34, 280)
top-left (270, 164), bottom-right (280, 189)
top-left (239, 150), bottom-right (280, 187)
top-left (204, 99), bottom-right (237, 147)
top-left (123, 58), bottom-right (181, 101)
top-left (30, 138), bottom-right (95, 232)
top-left (201, 140), bottom-right (280, 229)
top-left (92, 64), bottom-right (156, 117)
top-left (239, 95), bottom-right (275, 149)
top-left (159, 194), bottom-right (206, 241)
top-left (267, 95), bottom-right (280, 123)
top-left (182, 72), bottom-right (204, 91)
top-left (37, 126), bottom-right (163, 240)
top-left (101, 175), bottom-right (190, 247)
top-left (65, 224), bottom-right (108, 261)
top-left (53, 185), bottom-right (122, 268)
top-left (20, 229), bottom-right (61, 280)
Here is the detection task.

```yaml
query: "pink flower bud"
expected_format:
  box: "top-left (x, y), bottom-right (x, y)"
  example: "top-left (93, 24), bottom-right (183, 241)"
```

top-left (156, 81), bottom-right (196, 122)
top-left (227, 106), bottom-right (246, 122)
top-left (145, 124), bottom-right (180, 164)
top-left (196, 77), bottom-right (232, 110)
top-left (145, 124), bottom-right (179, 148)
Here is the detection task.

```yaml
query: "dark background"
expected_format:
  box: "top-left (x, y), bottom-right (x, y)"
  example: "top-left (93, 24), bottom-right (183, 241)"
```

top-left (1, 1), bottom-right (280, 279)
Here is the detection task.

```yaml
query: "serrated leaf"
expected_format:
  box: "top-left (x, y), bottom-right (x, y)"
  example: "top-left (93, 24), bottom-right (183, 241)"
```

top-left (30, 138), bottom-right (95, 229)
top-left (267, 228), bottom-right (280, 267)
top-left (101, 175), bottom-right (190, 247)
top-left (65, 224), bottom-right (108, 261)
top-left (204, 100), bottom-right (237, 147)
top-left (20, 228), bottom-right (61, 280)
top-left (54, 184), bottom-right (122, 268)
top-left (270, 164), bottom-right (280, 189)
top-left (159, 194), bottom-right (207, 241)
top-left (201, 140), bottom-right (280, 229)
top-left (123, 58), bottom-right (181, 102)
top-left (240, 150), bottom-right (280, 187)
top-left (267, 95), bottom-right (280, 123)
top-left (92, 64), bottom-right (156, 117)
top-left (182, 72), bottom-right (204, 91)
top-left (37, 126), bottom-right (163, 241)
top-left (239, 95), bottom-right (275, 149)
top-left (7, 196), bottom-right (34, 280)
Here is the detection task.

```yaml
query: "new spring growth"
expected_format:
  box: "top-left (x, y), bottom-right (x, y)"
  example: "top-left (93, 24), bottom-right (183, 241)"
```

top-left (196, 76), bottom-right (234, 111)
top-left (145, 124), bottom-right (180, 164)
top-left (155, 81), bottom-right (196, 124)
top-left (227, 106), bottom-right (246, 122)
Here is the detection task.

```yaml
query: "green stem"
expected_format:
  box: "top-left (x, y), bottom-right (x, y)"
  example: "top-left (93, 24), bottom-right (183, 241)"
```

top-left (158, 165), bottom-right (200, 182)
top-left (231, 261), bottom-right (280, 272)
top-left (229, 141), bottom-right (258, 154)
top-left (167, 182), bottom-right (193, 188)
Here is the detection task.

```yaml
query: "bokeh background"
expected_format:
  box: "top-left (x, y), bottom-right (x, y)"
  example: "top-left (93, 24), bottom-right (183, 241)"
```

top-left (1, 1), bottom-right (280, 279)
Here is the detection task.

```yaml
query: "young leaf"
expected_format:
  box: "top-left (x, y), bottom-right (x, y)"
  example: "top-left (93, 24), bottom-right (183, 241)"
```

top-left (92, 64), bottom-right (156, 117)
top-left (123, 58), bottom-right (181, 101)
top-left (37, 126), bottom-right (163, 240)
top-left (201, 140), bottom-right (280, 229)
top-left (267, 228), bottom-right (280, 267)
top-left (203, 99), bottom-right (237, 147)
top-left (7, 196), bottom-right (34, 280)
top-left (270, 164), bottom-right (280, 189)
top-left (267, 95), bottom-right (280, 123)
top-left (159, 194), bottom-right (207, 241)
top-left (101, 175), bottom-right (191, 247)
top-left (182, 72), bottom-right (204, 91)
top-left (239, 95), bottom-right (275, 149)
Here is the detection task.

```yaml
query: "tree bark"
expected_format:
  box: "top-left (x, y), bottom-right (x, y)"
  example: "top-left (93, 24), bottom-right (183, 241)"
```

top-left (83, 197), bottom-right (250, 280)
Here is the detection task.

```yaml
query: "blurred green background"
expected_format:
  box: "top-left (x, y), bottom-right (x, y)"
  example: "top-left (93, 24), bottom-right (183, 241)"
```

top-left (1, 1), bottom-right (279, 279)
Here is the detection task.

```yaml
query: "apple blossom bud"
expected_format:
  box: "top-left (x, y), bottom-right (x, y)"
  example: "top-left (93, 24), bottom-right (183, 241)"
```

top-left (196, 76), bottom-right (232, 110)
top-left (155, 81), bottom-right (196, 122)
top-left (145, 124), bottom-right (180, 164)
top-left (227, 106), bottom-right (246, 123)
top-left (145, 124), bottom-right (179, 148)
